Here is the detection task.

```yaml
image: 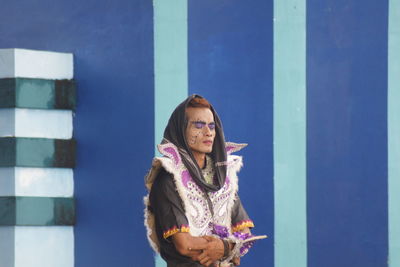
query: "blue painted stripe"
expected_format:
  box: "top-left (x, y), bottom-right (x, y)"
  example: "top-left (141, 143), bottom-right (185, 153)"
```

top-left (273, 1), bottom-right (307, 267)
top-left (307, 1), bottom-right (388, 266)
top-left (388, 1), bottom-right (400, 266)
top-left (188, 1), bottom-right (274, 264)
top-left (153, 0), bottom-right (188, 266)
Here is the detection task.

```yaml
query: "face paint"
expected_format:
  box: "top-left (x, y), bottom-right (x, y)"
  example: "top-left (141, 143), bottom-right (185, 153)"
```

top-left (190, 121), bottom-right (216, 130)
top-left (188, 134), bottom-right (198, 145)
top-left (185, 108), bottom-right (215, 157)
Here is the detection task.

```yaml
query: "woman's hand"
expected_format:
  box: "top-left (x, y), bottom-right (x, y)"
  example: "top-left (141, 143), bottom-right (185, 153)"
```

top-left (192, 236), bottom-right (224, 266)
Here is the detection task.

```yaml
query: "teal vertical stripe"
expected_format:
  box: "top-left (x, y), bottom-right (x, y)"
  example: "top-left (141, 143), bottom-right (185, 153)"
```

top-left (154, 0), bottom-right (188, 148)
top-left (273, 1), bottom-right (307, 267)
top-left (153, 0), bottom-right (188, 266)
top-left (388, 1), bottom-right (400, 266)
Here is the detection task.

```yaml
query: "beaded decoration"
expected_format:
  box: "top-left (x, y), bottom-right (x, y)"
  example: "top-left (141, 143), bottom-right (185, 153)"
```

top-left (163, 225), bottom-right (190, 239)
top-left (232, 220), bottom-right (255, 233)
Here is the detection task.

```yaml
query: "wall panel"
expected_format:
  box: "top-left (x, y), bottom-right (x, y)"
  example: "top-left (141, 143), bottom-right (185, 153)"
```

top-left (307, 1), bottom-right (389, 266)
top-left (188, 1), bottom-right (274, 266)
top-left (0, 1), bottom-right (155, 266)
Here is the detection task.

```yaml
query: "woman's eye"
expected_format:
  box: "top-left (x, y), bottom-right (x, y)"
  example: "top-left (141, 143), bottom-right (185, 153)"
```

top-left (208, 123), bottom-right (216, 130)
top-left (194, 122), bottom-right (205, 129)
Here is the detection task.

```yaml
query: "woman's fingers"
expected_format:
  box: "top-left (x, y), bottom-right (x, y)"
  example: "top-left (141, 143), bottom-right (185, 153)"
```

top-left (232, 256), bottom-right (241, 266)
top-left (199, 256), bottom-right (210, 265)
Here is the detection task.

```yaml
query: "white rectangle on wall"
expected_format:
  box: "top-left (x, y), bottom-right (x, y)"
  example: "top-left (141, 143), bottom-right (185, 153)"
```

top-left (0, 227), bottom-right (14, 267)
top-left (15, 226), bottom-right (74, 267)
top-left (0, 48), bottom-right (73, 79)
top-left (0, 108), bottom-right (73, 139)
top-left (0, 167), bottom-right (74, 197)
top-left (0, 109), bottom-right (15, 136)
top-left (0, 49), bottom-right (15, 78)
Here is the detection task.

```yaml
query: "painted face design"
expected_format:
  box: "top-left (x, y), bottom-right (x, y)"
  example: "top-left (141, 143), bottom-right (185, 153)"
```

top-left (185, 107), bottom-right (216, 156)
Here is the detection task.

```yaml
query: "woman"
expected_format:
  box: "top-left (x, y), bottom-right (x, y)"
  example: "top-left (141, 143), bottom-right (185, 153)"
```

top-left (144, 95), bottom-right (255, 267)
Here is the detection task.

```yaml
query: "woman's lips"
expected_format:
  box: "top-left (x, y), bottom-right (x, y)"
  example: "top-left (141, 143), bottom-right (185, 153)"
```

top-left (203, 140), bottom-right (213, 145)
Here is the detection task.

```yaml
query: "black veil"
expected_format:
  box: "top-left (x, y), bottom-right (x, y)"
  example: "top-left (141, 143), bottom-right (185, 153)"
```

top-left (162, 94), bottom-right (227, 192)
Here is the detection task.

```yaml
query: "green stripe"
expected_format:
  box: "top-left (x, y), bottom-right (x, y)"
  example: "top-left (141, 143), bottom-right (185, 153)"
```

top-left (273, 1), bottom-right (307, 267)
top-left (0, 137), bottom-right (76, 168)
top-left (0, 78), bottom-right (76, 110)
top-left (388, 1), bottom-right (400, 266)
top-left (153, 0), bottom-right (188, 266)
top-left (0, 196), bottom-right (75, 226)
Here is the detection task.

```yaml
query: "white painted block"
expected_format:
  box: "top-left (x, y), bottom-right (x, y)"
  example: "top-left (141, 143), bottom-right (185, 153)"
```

top-left (0, 168), bottom-right (15, 196)
top-left (0, 108), bottom-right (15, 137)
top-left (15, 168), bottom-right (74, 197)
top-left (0, 108), bottom-right (73, 139)
top-left (0, 48), bottom-right (15, 78)
top-left (0, 48), bottom-right (73, 79)
top-left (0, 167), bottom-right (74, 197)
top-left (0, 227), bottom-right (14, 267)
top-left (15, 109), bottom-right (73, 139)
top-left (15, 226), bottom-right (74, 267)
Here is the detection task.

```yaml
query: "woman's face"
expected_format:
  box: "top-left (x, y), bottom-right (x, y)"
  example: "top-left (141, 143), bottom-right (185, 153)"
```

top-left (185, 107), bottom-right (216, 156)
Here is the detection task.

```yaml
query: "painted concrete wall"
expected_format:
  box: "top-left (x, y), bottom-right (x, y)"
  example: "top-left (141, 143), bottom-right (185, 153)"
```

top-left (307, 2), bottom-right (389, 266)
top-left (1, 0), bottom-right (400, 267)
top-left (0, 1), bottom-right (154, 267)
top-left (188, 2), bottom-right (274, 266)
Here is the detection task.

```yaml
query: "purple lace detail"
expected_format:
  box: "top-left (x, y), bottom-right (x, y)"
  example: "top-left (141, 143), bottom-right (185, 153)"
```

top-left (211, 224), bottom-right (229, 238)
top-left (163, 146), bottom-right (181, 166)
top-left (233, 232), bottom-right (254, 256)
top-left (181, 170), bottom-right (191, 188)
top-left (225, 176), bottom-right (230, 186)
top-left (211, 225), bottom-right (255, 257)
top-left (210, 224), bottom-right (256, 257)
top-left (233, 231), bottom-right (251, 240)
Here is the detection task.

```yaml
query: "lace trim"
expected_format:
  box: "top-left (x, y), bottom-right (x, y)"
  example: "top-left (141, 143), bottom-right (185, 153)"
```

top-left (163, 225), bottom-right (190, 239)
top-left (231, 220), bottom-right (254, 233)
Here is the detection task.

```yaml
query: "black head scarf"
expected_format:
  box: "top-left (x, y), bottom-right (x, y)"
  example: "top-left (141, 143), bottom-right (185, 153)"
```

top-left (162, 94), bottom-right (227, 192)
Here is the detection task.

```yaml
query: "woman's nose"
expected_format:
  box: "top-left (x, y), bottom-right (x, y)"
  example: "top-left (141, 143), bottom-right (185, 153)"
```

top-left (204, 126), bottom-right (212, 136)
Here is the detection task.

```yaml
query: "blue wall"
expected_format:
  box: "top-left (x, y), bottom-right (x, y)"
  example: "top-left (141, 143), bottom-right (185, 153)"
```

top-left (188, 1), bottom-right (274, 266)
top-left (307, 1), bottom-right (388, 266)
top-left (0, 1), bottom-right (154, 266)
top-left (1, 0), bottom-right (398, 266)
